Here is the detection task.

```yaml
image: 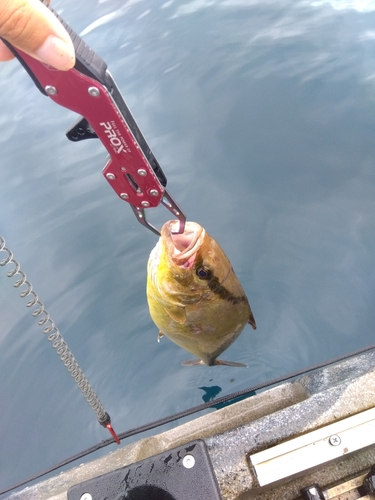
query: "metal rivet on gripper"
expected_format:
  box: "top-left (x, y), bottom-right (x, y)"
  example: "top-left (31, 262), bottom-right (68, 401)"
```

top-left (45, 85), bottom-right (57, 95)
top-left (88, 87), bottom-right (100, 97)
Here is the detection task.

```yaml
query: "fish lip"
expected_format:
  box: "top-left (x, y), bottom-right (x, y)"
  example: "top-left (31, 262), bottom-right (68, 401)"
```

top-left (162, 220), bottom-right (204, 267)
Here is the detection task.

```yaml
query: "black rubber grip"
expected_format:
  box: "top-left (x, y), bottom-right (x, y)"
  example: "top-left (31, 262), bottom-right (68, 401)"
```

top-left (41, 0), bottom-right (108, 85)
top-left (0, 38), bottom-right (47, 94)
top-left (1, 2), bottom-right (109, 92)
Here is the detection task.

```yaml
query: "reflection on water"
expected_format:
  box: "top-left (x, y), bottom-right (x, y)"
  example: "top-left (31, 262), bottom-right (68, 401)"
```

top-left (0, 0), bottom-right (375, 492)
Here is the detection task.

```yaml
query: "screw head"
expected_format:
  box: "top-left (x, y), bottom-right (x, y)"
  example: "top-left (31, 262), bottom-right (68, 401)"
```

top-left (137, 169), bottom-right (147, 176)
top-left (150, 189), bottom-right (159, 197)
top-left (182, 454), bottom-right (195, 469)
top-left (141, 201), bottom-right (150, 207)
top-left (120, 193), bottom-right (129, 199)
top-left (88, 86), bottom-right (100, 97)
top-left (329, 435), bottom-right (341, 446)
top-left (106, 173), bottom-right (116, 180)
top-left (80, 494), bottom-right (92, 500)
top-left (45, 85), bottom-right (57, 95)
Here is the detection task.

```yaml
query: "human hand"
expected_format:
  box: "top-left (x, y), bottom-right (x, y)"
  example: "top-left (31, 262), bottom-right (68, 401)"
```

top-left (0, 0), bottom-right (75, 70)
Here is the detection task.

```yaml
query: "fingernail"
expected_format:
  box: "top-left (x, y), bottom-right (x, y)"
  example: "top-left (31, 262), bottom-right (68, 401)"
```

top-left (35, 35), bottom-right (75, 71)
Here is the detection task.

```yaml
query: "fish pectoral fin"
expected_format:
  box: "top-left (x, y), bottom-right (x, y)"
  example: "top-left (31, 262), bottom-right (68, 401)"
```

top-left (214, 359), bottom-right (248, 367)
top-left (182, 358), bottom-right (248, 367)
top-left (182, 359), bottom-right (205, 366)
top-left (163, 305), bottom-right (186, 325)
top-left (157, 332), bottom-right (164, 343)
top-left (248, 311), bottom-right (257, 330)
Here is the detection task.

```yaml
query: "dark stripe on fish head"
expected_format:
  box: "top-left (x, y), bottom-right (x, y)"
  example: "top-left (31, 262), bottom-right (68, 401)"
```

top-left (194, 249), bottom-right (257, 329)
top-left (194, 251), bottom-right (248, 306)
top-left (207, 273), bottom-right (248, 305)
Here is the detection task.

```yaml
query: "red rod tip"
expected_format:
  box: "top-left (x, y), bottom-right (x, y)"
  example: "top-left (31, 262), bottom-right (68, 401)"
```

top-left (106, 423), bottom-right (120, 445)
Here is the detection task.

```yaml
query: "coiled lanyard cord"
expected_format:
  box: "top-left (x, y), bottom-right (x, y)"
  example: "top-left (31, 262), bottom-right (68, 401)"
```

top-left (0, 236), bottom-right (120, 445)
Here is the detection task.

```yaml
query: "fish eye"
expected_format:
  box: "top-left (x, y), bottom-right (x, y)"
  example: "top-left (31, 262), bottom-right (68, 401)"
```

top-left (196, 266), bottom-right (211, 280)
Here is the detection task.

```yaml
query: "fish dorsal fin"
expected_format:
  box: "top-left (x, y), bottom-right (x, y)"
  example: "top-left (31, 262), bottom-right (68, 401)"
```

top-left (163, 305), bottom-right (186, 324)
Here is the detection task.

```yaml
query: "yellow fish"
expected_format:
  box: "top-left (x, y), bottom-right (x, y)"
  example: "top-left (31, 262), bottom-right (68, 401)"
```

top-left (146, 220), bottom-right (256, 366)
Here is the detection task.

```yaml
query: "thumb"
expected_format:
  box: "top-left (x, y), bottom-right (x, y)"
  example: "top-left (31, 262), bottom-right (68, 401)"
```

top-left (0, 0), bottom-right (75, 70)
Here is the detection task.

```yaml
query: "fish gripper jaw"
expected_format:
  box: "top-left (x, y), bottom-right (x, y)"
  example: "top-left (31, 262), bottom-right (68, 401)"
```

top-left (131, 189), bottom-right (186, 236)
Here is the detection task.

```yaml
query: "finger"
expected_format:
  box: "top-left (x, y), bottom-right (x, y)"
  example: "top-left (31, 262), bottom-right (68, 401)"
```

top-left (0, 39), bottom-right (15, 61)
top-left (0, 0), bottom-right (75, 70)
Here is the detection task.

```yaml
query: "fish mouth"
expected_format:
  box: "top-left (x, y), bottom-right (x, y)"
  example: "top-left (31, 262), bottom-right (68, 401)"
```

top-left (162, 220), bottom-right (205, 267)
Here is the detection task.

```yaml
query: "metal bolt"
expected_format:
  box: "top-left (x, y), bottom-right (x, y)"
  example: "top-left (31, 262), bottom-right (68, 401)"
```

top-left (80, 494), bottom-right (92, 500)
top-left (120, 193), bottom-right (129, 199)
top-left (141, 201), bottom-right (150, 207)
top-left (150, 189), bottom-right (159, 197)
top-left (45, 85), bottom-right (57, 95)
top-left (329, 435), bottom-right (341, 446)
top-left (137, 169), bottom-right (147, 176)
top-left (88, 86), bottom-right (100, 97)
top-left (182, 454), bottom-right (195, 469)
top-left (106, 173), bottom-right (116, 180)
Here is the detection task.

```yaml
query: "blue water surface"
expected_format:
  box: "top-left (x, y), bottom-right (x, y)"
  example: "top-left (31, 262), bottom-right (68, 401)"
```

top-left (1, 0), bottom-right (375, 493)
